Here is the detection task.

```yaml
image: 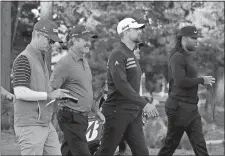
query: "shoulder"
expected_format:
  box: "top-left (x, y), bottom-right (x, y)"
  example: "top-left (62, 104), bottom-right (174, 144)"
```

top-left (14, 48), bottom-right (30, 62)
top-left (170, 52), bottom-right (186, 64)
top-left (13, 55), bottom-right (30, 67)
top-left (52, 62), bottom-right (69, 77)
top-left (109, 45), bottom-right (127, 61)
top-left (15, 54), bottom-right (29, 62)
top-left (54, 54), bottom-right (70, 68)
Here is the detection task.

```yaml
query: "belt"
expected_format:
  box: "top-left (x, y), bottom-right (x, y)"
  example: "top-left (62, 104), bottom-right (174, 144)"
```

top-left (58, 98), bottom-right (77, 104)
top-left (58, 106), bottom-right (89, 116)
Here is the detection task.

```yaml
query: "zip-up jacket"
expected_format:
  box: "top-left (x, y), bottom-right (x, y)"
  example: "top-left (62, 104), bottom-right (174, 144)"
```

top-left (104, 42), bottom-right (148, 109)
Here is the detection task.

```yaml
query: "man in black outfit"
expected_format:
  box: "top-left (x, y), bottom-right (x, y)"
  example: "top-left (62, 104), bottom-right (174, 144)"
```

top-left (157, 26), bottom-right (215, 156)
top-left (50, 25), bottom-right (105, 156)
top-left (94, 17), bottom-right (159, 156)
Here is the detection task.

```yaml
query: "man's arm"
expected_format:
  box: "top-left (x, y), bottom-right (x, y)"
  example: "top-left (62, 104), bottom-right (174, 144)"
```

top-left (170, 55), bottom-right (204, 88)
top-left (12, 55), bottom-right (48, 101)
top-left (91, 85), bottom-right (106, 113)
top-left (1, 86), bottom-right (15, 101)
top-left (14, 87), bottom-right (48, 101)
top-left (12, 55), bottom-right (68, 101)
top-left (1, 86), bottom-right (9, 98)
top-left (49, 62), bottom-right (69, 91)
top-left (91, 95), bottom-right (105, 124)
top-left (109, 52), bottom-right (147, 108)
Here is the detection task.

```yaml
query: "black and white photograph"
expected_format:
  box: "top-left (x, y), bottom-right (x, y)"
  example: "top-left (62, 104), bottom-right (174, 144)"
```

top-left (1, 1), bottom-right (224, 155)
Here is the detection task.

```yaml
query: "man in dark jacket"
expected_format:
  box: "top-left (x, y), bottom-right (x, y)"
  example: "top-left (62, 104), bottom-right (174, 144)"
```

top-left (95, 18), bottom-right (159, 156)
top-left (157, 26), bottom-right (215, 156)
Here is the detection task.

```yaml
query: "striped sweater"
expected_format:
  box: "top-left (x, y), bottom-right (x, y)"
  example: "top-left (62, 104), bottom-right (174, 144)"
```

top-left (12, 55), bottom-right (31, 88)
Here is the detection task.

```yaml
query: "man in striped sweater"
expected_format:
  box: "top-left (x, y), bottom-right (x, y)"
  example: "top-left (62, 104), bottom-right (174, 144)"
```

top-left (95, 18), bottom-right (159, 156)
top-left (12, 20), bottom-right (69, 155)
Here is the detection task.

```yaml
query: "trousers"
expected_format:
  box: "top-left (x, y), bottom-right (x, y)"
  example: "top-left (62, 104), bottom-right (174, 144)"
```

top-left (158, 97), bottom-right (209, 156)
top-left (94, 105), bottom-right (149, 156)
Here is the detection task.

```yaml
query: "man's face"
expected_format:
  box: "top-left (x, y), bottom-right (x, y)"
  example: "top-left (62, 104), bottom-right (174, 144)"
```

top-left (36, 32), bottom-right (55, 52)
top-left (184, 36), bottom-right (198, 51)
top-left (127, 28), bottom-right (143, 43)
top-left (75, 37), bottom-right (92, 54)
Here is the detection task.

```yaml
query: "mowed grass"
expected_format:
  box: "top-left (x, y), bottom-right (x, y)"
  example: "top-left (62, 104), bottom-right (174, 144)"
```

top-left (1, 95), bottom-right (224, 155)
top-left (1, 125), bottom-right (224, 156)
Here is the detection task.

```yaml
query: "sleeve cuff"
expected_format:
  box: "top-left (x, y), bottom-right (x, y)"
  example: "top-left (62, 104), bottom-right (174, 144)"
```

top-left (198, 77), bottom-right (204, 84)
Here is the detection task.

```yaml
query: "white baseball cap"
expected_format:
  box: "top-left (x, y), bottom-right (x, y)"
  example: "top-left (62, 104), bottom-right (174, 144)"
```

top-left (117, 18), bottom-right (145, 34)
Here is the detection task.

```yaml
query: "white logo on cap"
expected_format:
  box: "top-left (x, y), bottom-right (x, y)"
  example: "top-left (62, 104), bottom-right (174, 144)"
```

top-left (121, 20), bottom-right (138, 31)
top-left (122, 25), bottom-right (129, 30)
top-left (53, 28), bottom-right (58, 33)
top-left (43, 26), bottom-right (46, 30)
top-left (82, 27), bottom-right (90, 34)
top-left (115, 61), bottom-right (119, 65)
top-left (82, 29), bottom-right (90, 34)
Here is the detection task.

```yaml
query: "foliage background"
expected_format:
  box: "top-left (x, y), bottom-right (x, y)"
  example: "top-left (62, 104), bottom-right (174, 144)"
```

top-left (1, 1), bottom-right (224, 154)
top-left (9, 1), bottom-right (224, 98)
top-left (2, 0), bottom-right (224, 124)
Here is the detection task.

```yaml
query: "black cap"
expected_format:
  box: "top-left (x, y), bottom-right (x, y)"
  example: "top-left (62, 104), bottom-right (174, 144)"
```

top-left (68, 25), bottom-right (98, 40)
top-left (34, 20), bottom-right (63, 43)
top-left (178, 26), bottom-right (203, 38)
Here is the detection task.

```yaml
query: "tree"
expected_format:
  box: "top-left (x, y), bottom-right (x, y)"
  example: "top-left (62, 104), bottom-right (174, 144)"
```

top-left (1, 1), bottom-right (13, 131)
top-left (1, 1), bottom-right (12, 91)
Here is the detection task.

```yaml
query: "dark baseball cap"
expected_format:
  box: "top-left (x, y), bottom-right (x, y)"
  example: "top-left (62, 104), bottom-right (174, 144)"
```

top-left (34, 20), bottom-right (63, 43)
top-left (68, 25), bottom-right (98, 40)
top-left (178, 26), bottom-right (203, 38)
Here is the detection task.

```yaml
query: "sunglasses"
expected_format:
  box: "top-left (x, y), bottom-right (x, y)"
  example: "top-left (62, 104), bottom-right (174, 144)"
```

top-left (190, 37), bottom-right (198, 40)
top-left (37, 32), bottom-right (55, 44)
top-left (44, 35), bottom-right (55, 44)
top-left (47, 37), bottom-right (55, 44)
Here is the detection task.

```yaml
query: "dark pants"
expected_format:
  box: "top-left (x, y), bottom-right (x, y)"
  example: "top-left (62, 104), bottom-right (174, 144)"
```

top-left (158, 97), bottom-right (209, 156)
top-left (118, 138), bottom-right (127, 153)
top-left (94, 105), bottom-right (149, 156)
top-left (57, 109), bottom-right (91, 156)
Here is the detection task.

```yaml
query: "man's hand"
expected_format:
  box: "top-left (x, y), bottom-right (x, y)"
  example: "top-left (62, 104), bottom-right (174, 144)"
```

top-left (202, 76), bottom-right (215, 86)
top-left (143, 103), bottom-right (159, 118)
top-left (47, 89), bottom-right (70, 100)
top-left (95, 111), bottom-right (105, 124)
top-left (5, 92), bottom-right (15, 102)
top-left (1, 86), bottom-right (15, 102)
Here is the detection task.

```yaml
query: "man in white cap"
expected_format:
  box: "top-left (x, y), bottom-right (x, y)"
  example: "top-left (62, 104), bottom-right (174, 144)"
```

top-left (12, 20), bottom-right (69, 155)
top-left (94, 18), bottom-right (159, 156)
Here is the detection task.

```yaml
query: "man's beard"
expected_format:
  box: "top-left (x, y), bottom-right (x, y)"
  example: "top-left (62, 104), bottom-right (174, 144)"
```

top-left (186, 44), bottom-right (196, 51)
top-left (133, 38), bottom-right (141, 44)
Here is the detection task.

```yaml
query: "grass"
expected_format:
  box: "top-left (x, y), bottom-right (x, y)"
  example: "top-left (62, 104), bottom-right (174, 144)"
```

top-left (1, 124), bottom-right (224, 155)
top-left (1, 93), bottom-right (224, 155)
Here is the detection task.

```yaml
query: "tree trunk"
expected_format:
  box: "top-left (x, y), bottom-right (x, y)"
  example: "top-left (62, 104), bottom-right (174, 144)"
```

top-left (12, 1), bottom-right (24, 47)
top-left (40, 1), bottom-right (52, 74)
top-left (1, 1), bottom-right (12, 92)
